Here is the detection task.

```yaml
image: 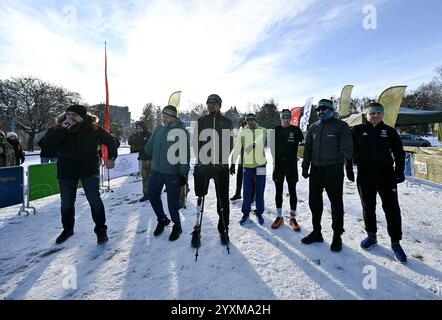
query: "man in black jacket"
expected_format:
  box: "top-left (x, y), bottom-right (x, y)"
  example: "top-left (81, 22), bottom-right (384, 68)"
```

top-left (39, 104), bottom-right (118, 245)
top-left (301, 99), bottom-right (353, 252)
top-left (128, 122), bottom-right (152, 202)
top-left (349, 102), bottom-right (407, 263)
top-left (192, 94), bottom-right (233, 248)
top-left (270, 109), bottom-right (304, 231)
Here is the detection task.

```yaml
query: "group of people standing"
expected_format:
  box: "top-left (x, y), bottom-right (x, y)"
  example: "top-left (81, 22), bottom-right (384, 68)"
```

top-left (0, 131), bottom-right (25, 167)
top-left (37, 94), bottom-right (407, 264)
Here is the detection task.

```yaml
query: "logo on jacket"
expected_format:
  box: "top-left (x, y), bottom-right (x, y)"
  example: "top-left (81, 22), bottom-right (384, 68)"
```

top-left (362, 132), bottom-right (368, 136)
top-left (380, 129), bottom-right (388, 138)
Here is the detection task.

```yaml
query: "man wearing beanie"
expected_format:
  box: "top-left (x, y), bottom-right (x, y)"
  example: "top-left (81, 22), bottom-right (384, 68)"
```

top-left (144, 105), bottom-right (190, 241)
top-left (269, 109), bottom-right (304, 231)
top-left (301, 99), bottom-right (353, 252)
top-left (350, 102), bottom-right (407, 263)
top-left (192, 94), bottom-right (233, 248)
top-left (39, 104), bottom-right (118, 245)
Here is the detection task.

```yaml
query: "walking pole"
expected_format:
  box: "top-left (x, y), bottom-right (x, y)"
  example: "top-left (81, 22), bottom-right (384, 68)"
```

top-left (107, 168), bottom-right (113, 193)
top-left (194, 196), bottom-right (205, 262)
top-left (219, 207), bottom-right (230, 255)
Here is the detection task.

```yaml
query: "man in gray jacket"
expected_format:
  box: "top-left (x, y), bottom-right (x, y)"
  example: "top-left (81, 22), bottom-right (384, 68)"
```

top-left (301, 99), bottom-right (353, 252)
top-left (144, 105), bottom-right (190, 241)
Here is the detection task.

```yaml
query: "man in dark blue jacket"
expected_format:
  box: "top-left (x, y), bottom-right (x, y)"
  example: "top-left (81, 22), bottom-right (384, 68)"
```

top-left (39, 104), bottom-right (118, 245)
top-left (349, 102), bottom-right (407, 263)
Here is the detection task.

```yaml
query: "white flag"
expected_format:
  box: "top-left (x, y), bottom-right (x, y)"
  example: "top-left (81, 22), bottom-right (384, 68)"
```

top-left (300, 97), bottom-right (314, 132)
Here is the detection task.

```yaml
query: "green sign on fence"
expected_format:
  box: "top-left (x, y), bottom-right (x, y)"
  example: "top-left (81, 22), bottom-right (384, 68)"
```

top-left (28, 163), bottom-right (81, 201)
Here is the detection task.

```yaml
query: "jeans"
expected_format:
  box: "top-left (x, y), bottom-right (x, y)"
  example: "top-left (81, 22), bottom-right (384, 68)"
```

top-left (59, 175), bottom-right (106, 230)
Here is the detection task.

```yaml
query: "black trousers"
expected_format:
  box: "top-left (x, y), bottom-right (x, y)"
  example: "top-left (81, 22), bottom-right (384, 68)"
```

top-left (357, 172), bottom-right (402, 242)
top-left (194, 165), bottom-right (230, 234)
top-left (309, 164), bottom-right (345, 235)
top-left (273, 170), bottom-right (298, 211)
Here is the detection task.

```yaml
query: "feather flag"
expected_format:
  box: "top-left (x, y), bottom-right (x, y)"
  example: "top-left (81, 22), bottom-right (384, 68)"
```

top-left (290, 107), bottom-right (303, 126)
top-left (378, 85), bottom-right (407, 127)
top-left (299, 97), bottom-right (314, 132)
top-left (168, 91), bottom-right (182, 116)
top-left (102, 42), bottom-right (110, 160)
top-left (339, 85), bottom-right (353, 117)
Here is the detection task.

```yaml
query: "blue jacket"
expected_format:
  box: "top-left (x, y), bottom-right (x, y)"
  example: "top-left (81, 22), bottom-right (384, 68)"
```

top-left (144, 119), bottom-right (190, 176)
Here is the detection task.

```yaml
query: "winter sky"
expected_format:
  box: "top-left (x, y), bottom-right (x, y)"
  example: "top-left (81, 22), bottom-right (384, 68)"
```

top-left (1, 0), bottom-right (441, 118)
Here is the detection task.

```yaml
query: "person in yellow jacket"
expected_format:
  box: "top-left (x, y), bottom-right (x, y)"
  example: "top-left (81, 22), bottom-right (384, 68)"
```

top-left (230, 114), bottom-right (267, 225)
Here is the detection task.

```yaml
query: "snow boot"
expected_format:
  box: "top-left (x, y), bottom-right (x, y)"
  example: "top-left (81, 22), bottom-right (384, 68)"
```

top-left (301, 231), bottom-right (324, 244)
top-left (230, 194), bottom-right (242, 201)
top-left (256, 213), bottom-right (264, 225)
top-left (154, 218), bottom-right (171, 236)
top-left (360, 234), bottom-right (377, 250)
top-left (330, 234), bottom-right (342, 252)
top-left (56, 227), bottom-right (74, 244)
top-left (95, 226), bottom-right (108, 244)
top-left (239, 214), bottom-right (250, 225)
top-left (289, 218), bottom-right (301, 232)
top-left (271, 217), bottom-right (284, 229)
top-left (392, 242), bottom-right (407, 263)
top-left (169, 224), bottom-right (182, 241)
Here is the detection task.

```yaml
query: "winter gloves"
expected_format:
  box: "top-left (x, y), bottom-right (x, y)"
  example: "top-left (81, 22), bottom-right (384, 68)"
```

top-left (394, 168), bottom-right (406, 184)
top-left (345, 159), bottom-right (355, 182)
top-left (229, 164), bottom-right (236, 175)
top-left (302, 168), bottom-right (309, 179)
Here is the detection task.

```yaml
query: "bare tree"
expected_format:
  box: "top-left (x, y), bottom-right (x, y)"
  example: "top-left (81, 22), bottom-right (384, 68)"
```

top-left (0, 77), bottom-right (80, 150)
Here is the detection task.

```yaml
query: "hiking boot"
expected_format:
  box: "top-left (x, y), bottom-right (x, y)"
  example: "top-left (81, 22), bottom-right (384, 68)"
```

top-left (271, 217), bottom-right (284, 229)
top-left (256, 213), bottom-right (264, 225)
top-left (55, 227), bottom-right (74, 244)
top-left (330, 234), bottom-right (342, 252)
top-left (239, 214), bottom-right (249, 225)
top-left (169, 224), bottom-right (182, 241)
top-left (220, 232), bottom-right (229, 245)
top-left (230, 194), bottom-right (242, 201)
top-left (191, 225), bottom-right (201, 248)
top-left (139, 195), bottom-right (149, 202)
top-left (392, 242), bottom-right (407, 263)
top-left (154, 218), bottom-right (171, 236)
top-left (301, 231), bottom-right (324, 244)
top-left (289, 218), bottom-right (301, 232)
top-left (95, 226), bottom-right (108, 244)
top-left (360, 234), bottom-right (377, 250)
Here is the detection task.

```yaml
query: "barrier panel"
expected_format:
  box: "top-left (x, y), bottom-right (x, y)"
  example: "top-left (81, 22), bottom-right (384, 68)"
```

top-left (103, 153), bottom-right (139, 181)
top-left (28, 163), bottom-right (60, 201)
top-left (0, 166), bottom-right (24, 209)
top-left (413, 154), bottom-right (442, 184)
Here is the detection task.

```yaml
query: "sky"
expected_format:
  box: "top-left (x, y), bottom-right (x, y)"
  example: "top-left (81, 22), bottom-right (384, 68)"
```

top-left (1, 0), bottom-right (441, 119)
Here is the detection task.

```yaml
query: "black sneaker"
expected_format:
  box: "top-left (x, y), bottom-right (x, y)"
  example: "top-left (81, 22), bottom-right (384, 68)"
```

top-left (330, 234), bottom-right (342, 252)
top-left (95, 226), bottom-right (108, 244)
top-left (220, 232), bottom-right (229, 245)
top-left (139, 195), bottom-right (149, 202)
top-left (154, 218), bottom-right (171, 236)
top-left (55, 228), bottom-right (74, 244)
top-left (230, 194), bottom-right (241, 201)
top-left (169, 224), bottom-right (182, 241)
top-left (301, 231), bottom-right (324, 244)
top-left (191, 225), bottom-right (201, 248)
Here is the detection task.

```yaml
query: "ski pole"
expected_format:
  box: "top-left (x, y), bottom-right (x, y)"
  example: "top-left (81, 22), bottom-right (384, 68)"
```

top-left (195, 196), bottom-right (205, 262)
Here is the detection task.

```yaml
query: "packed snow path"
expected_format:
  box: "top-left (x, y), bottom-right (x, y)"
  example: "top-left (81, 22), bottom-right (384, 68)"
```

top-left (1, 162), bottom-right (441, 300)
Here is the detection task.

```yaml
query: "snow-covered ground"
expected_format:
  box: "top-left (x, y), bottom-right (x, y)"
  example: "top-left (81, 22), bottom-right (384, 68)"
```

top-left (0, 150), bottom-right (441, 300)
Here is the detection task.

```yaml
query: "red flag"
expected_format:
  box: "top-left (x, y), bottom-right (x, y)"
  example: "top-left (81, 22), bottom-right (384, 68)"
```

top-left (102, 42), bottom-right (110, 160)
top-left (290, 107), bottom-right (302, 126)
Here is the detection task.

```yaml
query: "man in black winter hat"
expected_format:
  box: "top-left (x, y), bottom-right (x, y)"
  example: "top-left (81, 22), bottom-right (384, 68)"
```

top-left (39, 104), bottom-right (118, 245)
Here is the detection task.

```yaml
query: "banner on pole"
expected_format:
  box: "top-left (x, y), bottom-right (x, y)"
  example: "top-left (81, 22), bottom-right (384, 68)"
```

top-left (300, 97), bottom-right (314, 132)
top-left (103, 153), bottom-right (139, 180)
top-left (290, 107), bottom-right (303, 126)
top-left (0, 166), bottom-right (23, 209)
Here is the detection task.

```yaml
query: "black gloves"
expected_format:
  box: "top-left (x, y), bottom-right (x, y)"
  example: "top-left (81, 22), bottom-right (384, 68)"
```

top-left (345, 159), bottom-right (355, 182)
top-left (229, 164), bottom-right (236, 175)
top-left (395, 169), bottom-right (405, 184)
top-left (302, 168), bottom-right (309, 179)
top-left (180, 175), bottom-right (188, 186)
